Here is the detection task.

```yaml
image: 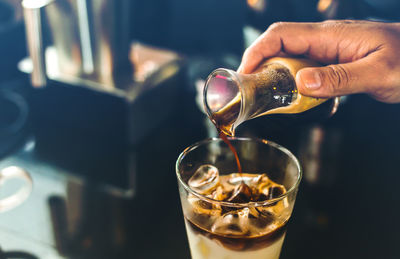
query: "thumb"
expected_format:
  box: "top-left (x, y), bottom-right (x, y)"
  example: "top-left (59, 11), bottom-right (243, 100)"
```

top-left (296, 60), bottom-right (377, 98)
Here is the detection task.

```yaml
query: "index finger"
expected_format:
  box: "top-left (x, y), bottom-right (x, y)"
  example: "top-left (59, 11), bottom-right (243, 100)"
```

top-left (238, 22), bottom-right (320, 74)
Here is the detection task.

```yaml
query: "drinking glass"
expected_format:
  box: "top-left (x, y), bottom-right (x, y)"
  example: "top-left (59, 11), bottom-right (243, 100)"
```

top-left (176, 137), bottom-right (302, 259)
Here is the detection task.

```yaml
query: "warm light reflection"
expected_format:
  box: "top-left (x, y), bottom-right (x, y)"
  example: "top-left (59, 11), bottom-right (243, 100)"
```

top-left (317, 0), bottom-right (333, 12)
top-left (247, 0), bottom-right (266, 12)
top-left (208, 93), bottom-right (224, 111)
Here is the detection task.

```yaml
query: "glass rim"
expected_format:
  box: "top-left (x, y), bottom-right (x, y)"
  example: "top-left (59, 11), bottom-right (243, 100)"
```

top-left (175, 137), bottom-right (302, 208)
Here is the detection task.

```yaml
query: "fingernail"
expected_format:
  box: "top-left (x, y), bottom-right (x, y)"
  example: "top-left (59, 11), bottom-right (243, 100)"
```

top-left (299, 69), bottom-right (321, 89)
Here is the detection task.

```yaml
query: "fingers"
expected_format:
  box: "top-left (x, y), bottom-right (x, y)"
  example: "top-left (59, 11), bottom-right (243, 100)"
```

top-left (237, 20), bottom-right (400, 103)
top-left (238, 20), bottom-right (380, 74)
top-left (296, 54), bottom-right (382, 98)
top-left (238, 22), bottom-right (319, 73)
top-left (237, 27), bottom-right (282, 73)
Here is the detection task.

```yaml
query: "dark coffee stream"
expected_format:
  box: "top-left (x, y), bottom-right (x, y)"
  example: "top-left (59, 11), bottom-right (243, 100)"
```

top-left (218, 130), bottom-right (242, 175)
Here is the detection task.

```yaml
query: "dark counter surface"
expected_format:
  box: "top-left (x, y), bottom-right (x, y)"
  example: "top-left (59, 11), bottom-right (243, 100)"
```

top-left (0, 77), bottom-right (400, 259)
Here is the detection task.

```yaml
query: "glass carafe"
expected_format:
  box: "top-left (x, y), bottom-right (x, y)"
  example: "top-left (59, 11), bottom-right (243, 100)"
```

top-left (203, 57), bottom-right (339, 136)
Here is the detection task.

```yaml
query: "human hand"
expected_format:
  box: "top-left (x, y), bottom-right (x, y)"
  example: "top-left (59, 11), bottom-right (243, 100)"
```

top-left (238, 20), bottom-right (400, 103)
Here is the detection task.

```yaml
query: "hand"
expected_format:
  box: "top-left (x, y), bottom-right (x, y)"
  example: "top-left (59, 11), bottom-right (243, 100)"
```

top-left (238, 20), bottom-right (400, 103)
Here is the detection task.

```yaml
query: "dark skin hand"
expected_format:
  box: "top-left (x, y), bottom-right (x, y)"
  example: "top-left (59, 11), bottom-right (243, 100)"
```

top-left (238, 20), bottom-right (400, 103)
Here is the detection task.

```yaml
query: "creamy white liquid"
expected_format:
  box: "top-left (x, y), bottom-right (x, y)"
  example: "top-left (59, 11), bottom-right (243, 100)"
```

top-left (185, 221), bottom-right (286, 259)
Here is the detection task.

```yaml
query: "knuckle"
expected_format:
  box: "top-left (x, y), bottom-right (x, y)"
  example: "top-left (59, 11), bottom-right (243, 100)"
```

top-left (267, 22), bottom-right (289, 33)
top-left (371, 88), bottom-right (396, 103)
top-left (321, 20), bottom-right (355, 26)
top-left (324, 65), bottom-right (351, 93)
top-left (242, 46), bottom-right (254, 60)
top-left (321, 19), bottom-right (337, 24)
top-left (320, 20), bottom-right (343, 31)
top-left (242, 46), bottom-right (251, 58)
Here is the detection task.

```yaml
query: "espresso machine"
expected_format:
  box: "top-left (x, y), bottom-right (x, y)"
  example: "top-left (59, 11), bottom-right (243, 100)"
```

top-left (20, 0), bottom-right (184, 195)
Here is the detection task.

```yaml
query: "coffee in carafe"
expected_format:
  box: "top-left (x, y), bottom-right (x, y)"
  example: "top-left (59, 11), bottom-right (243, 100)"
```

top-left (203, 57), bottom-right (339, 136)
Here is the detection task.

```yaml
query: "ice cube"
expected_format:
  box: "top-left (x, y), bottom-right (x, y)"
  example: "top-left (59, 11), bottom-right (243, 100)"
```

top-left (211, 185), bottom-right (227, 201)
top-left (189, 164), bottom-right (220, 194)
top-left (226, 183), bottom-right (253, 203)
top-left (211, 209), bottom-right (250, 236)
top-left (256, 183), bottom-right (288, 216)
top-left (250, 173), bottom-right (265, 186)
top-left (258, 180), bottom-right (285, 199)
top-left (227, 173), bottom-right (245, 186)
top-left (188, 194), bottom-right (222, 217)
top-left (211, 207), bottom-right (274, 236)
top-left (267, 186), bottom-right (285, 199)
top-left (261, 198), bottom-right (289, 216)
top-left (254, 174), bottom-right (270, 191)
top-left (211, 206), bottom-right (275, 236)
top-left (246, 207), bottom-right (274, 231)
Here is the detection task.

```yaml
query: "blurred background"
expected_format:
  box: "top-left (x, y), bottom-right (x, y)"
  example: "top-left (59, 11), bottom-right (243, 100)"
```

top-left (0, 0), bottom-right (400, 258)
